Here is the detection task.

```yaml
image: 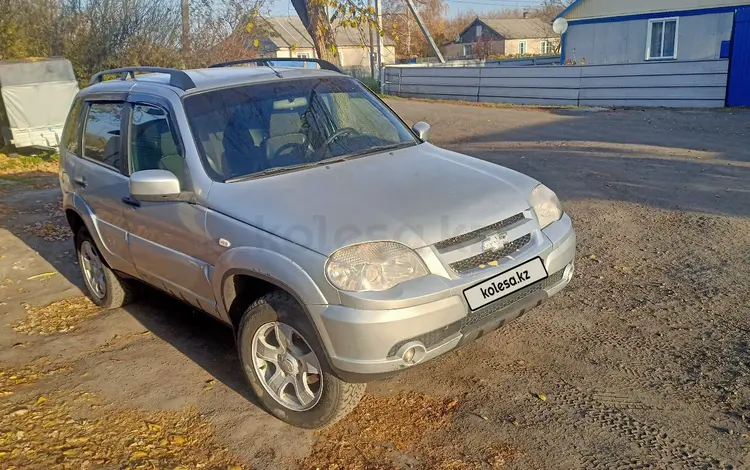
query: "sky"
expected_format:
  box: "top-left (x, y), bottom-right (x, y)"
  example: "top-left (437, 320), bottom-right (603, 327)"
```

top-left (269, 0), bottom-right (550, 18)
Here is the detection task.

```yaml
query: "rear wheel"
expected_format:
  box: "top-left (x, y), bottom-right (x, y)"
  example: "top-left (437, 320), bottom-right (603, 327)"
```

top-left (75, 228), bottom-right (137, 309)
top-left (237, 291), bottom-right (365, 428)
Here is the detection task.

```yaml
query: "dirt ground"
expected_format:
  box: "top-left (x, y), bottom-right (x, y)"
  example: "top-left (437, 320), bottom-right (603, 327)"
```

top-left (1, 101), bottom-right (750, 469)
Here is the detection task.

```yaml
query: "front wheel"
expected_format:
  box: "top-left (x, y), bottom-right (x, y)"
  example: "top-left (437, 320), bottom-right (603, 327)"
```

top-left (237, 291), bottom-right (365, 428)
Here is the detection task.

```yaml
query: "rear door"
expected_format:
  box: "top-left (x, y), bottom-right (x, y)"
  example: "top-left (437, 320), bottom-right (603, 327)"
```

top-left (73, 98), bottom-right (135, 274)
top-left (122, 95), bottom-right (218, 315)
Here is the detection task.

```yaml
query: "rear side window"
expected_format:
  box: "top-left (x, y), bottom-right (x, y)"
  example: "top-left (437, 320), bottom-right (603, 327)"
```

top-left (61, 99), bottom-right (83, 154)
top-left (83, 102), bottom-right (123, 169)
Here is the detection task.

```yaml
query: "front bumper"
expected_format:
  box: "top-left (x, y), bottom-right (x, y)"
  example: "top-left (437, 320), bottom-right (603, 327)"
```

top-left (314, 214), bottom-right (576, 381)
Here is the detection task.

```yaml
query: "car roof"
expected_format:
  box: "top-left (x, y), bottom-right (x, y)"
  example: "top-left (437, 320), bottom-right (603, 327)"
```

top-left (79, 66), bottom-right (345, 97)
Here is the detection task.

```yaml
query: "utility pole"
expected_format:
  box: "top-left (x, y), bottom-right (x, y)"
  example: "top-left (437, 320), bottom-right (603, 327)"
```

top-left (181, 0), bottom-right (190, 54)
top-left (375, 0), bottom-right (384, 73)
top-left (404, 0), bottom-right (445, 63)
top-left (368, 0), bottom-right (376, 78)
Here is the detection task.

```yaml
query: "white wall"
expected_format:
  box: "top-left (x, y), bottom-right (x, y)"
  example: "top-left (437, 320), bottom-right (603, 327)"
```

top-left (565, 12), bottom-right (734, 64)
top-left (565, 0), bottom-right (750, 20)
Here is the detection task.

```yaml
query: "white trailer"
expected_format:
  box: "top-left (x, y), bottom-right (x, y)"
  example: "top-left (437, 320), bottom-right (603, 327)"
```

top-left (0, 58), bottom-right (79, 149)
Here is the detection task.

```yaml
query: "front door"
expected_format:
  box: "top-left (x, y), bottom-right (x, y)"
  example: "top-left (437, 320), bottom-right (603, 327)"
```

top-left (75, 100), bottom-right (135, 274)
top-left (122, 99), bottom-right (218, 315)
top-left (728, 7), bottom-right (750, 106)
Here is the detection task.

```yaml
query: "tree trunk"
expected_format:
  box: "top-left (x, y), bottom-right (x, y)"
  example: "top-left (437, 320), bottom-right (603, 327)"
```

top-left (306, 0), bottom-right (341, 65)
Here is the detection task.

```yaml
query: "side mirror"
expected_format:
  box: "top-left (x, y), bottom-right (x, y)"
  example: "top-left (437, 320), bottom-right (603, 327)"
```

top-left (130, 170), bottom-right (181, 202)
top-left (412, 121), bottom-right (431, 141)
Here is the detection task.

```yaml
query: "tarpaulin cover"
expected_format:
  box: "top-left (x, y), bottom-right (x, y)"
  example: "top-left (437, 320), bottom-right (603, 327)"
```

top-left (1, 81), bottom-right (79, 129)
top-left (0, 58), bottom-right (76, 86)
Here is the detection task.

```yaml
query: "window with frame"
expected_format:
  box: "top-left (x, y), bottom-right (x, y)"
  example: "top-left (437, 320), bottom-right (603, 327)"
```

top-left (83, 102), bottom-right (123, 169)
top-left (61, 99), bottom-right (83, 154)
top-left (476, 25), bottom-right (482, 37)
top-left (541, 40), bottom-right (551, 55)
top-left (129, 104), bottom-right (184, 184)
top-left (297, 53), bottom-right (310, 58)
top-left (647, 18), bottom-right (678, 60)
top-left (463, 44), bottom-right (472, 56)
top-left (518, 41), bottom-right (527, 55)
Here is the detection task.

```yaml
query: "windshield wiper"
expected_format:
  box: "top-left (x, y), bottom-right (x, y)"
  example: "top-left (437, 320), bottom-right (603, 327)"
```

top-left (226, 162), bottom-right (316, 182)
top-left (225, 157), bottom-right (346, 183)
top-left (336, 142), bottom-right (416, 160)
top-left (225, 143), bottom-right (414, 183)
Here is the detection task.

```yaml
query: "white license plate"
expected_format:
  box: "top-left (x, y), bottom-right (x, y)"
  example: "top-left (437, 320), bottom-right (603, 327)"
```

top-left (464, 258), bottom-right (548, 310)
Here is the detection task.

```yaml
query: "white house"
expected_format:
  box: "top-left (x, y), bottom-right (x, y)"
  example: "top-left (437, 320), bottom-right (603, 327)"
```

top-left (557, 0), bottom-right (750, 65)
top-left (257, 16), bottom-right (396, 75)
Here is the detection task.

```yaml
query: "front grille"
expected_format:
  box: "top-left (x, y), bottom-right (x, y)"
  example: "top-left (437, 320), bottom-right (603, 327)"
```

top-left (386, 322), bottom-right (461, 357)
top-left (449, 234), bottom-right (532, 275)
top-left (435, 213), bottom-right (525, 250)
top-left (386, 268), bottom-right (566, 358)
top-left (461, 269), bottom-right (565, 329)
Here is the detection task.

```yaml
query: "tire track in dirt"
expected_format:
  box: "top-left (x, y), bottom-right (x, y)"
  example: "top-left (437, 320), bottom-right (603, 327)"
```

top-left (550, 382), bottom-right (734, 469)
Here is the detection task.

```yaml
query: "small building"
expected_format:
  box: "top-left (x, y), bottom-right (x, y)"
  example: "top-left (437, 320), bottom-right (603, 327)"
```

top-left (258, 16), bottom-right (396, 74)
top-left (557, 0), bottom-right (750, 65)
top-left (442, 17), bottom-right (557, 59)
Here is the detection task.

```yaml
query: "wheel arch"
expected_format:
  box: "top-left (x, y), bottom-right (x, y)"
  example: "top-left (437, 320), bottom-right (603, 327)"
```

top-left (222, 269), bottom-right (339, 373)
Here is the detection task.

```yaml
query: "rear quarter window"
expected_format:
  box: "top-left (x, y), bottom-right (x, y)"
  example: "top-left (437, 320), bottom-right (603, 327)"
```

top-left (61, 99), bottom-right (83, 155)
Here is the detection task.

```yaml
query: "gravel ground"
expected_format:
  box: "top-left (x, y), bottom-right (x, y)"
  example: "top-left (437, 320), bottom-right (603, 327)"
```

top-left (1, 100), bottom-right (749, 469)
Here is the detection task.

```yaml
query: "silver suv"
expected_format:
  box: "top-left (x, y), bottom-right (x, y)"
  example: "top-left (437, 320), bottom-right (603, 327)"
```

top-left (59, 60), bottom-right (576, 428)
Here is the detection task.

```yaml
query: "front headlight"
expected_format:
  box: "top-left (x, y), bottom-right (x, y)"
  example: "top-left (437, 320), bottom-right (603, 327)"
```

top-left (530, 184), bottom-right (562, 229)
top-left (326, 241), bottom-right (429, 292)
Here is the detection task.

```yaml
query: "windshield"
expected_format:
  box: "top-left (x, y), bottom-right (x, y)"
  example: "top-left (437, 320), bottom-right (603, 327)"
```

top-left (184, 77), bottom-right (417, 181)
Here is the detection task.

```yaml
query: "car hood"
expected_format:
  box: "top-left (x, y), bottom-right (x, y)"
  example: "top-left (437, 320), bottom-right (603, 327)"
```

top-left (206, 143), bottom-right (539, 255)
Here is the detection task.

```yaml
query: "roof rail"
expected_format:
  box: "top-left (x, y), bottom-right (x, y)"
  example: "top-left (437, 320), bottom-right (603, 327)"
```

top-left (89, 67), bottom-right (196, 90)
top-left (209, 57), bottom-right (343, 74)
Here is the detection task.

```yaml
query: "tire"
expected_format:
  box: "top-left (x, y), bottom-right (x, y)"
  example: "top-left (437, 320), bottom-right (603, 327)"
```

top-left (75, 227), bottom-right (137, 309)
top-left (237, 291), bottom-right (366, 429)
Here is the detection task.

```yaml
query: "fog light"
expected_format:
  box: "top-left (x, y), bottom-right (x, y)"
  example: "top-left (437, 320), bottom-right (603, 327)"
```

top-left (403, 347), bottom-right (416, 363)
top-left (563, 261), bottom-right (575, 281)
top-left (396, 341), bottom-right (426, 364)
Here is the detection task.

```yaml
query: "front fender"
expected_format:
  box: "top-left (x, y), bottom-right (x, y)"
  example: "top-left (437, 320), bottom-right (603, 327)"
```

top-left (212, 247), bottom-right (330, 322)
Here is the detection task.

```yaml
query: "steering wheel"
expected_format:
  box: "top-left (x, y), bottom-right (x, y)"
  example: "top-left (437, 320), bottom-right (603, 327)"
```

top-left (320, 127), bottom-right (361, 151)
top-left (273, 142), bottom-right (309, 164)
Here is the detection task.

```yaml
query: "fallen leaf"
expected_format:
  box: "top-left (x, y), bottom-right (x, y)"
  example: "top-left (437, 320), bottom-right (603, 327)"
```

top-left (130, 450), bottom-right (148, 460)
top-left (36, 396), bottom-right (47, 405)
top-left (27, 272), bottom-right (56, 280)
top-left (537, 394), bottom-right (547, 402)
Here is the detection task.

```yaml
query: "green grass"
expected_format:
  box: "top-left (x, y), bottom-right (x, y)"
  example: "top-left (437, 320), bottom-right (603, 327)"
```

top-left (360, 77), bottom-right (381, 94)
top-left (0, 148), bottom-right (59, 175)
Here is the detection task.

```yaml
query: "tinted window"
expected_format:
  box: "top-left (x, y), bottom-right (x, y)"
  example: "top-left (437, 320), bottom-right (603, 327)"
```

top-left (83, 103), bottom-right (123, 169)
top-left (129, 104), bottom-right (184, 183)
top-left (184, 77), bottom-right (416, 181)
top-left (61, 99), bottom-right (83, 154)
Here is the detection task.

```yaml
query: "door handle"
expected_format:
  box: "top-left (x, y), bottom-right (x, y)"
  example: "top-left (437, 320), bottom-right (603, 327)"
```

top-left (73, 176), bottom-right (87, 188)
top-left (121, 196), bottom-right (141, 208)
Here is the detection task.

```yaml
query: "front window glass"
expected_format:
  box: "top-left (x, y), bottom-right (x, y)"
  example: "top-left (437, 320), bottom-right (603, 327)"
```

top-left (184, 77), bottom-right (417, 181)
top-left (129, 104), bottom-right (185, 184)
